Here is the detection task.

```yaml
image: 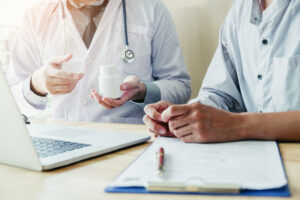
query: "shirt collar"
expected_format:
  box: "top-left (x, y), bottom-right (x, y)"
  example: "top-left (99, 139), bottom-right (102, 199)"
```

top-left (250, 0), bottom-right (262, 25)
top-left (250, 0), bottom-right (291, 25)
top-left (67, 0), bottom-right (108, 9)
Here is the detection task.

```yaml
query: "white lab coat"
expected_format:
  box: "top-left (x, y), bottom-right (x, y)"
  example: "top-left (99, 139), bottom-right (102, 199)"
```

top-left (7, 0), bottom-right (191, 124)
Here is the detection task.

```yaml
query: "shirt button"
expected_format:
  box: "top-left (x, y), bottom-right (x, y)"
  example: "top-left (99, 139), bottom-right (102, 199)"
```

top-left (81, 98), bottom-right (88, 105)
top-left (257, 74), bottom-right (263, 80)
top-left (262, 39), bottom-right (269, 45)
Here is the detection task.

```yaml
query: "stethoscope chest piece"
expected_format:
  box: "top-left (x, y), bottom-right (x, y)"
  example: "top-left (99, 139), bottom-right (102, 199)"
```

top-left (121, 46), bottom-right (135, 64)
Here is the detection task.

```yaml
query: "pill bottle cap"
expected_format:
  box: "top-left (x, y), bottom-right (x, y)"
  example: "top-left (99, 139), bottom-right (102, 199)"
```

top-left (100, 65), bottom-right (119, 77)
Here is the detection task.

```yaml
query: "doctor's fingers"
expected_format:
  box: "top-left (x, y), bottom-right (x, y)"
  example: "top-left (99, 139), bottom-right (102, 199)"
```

top-left (121, 77), bottom-right (140, 91)
top-left (47, 83), bottom-right (77, 95)
top-left (46, 67), bottom-right (84, 80)
top-left (53, 71), bottom-right (84, 80)
top-left (47, 77), bottom-right (79, 85)
top-left (90, 91), bottom-right (113, 109)
top-left (49, 54), bottom-right (73, 68)
top-left (101, 90), bottom-right (136, 107)
top-left (101, 96), bottom-right (129, 108)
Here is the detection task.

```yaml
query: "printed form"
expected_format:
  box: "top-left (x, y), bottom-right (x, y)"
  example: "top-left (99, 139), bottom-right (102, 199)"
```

top-left (110, 137), bottom-right (287, 190)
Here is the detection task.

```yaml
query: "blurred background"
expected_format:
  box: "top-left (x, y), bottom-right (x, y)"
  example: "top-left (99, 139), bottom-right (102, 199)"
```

top-left (0, 25), bottom-right (17, 73)
top-left (0, 0), bottom-right (45, 118)
top-left (0, 0), bottom-right (39, 74)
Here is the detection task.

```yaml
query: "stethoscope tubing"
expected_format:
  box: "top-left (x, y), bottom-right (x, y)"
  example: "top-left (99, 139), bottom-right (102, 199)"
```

top-left (122, 0), bottom-right (129, 46)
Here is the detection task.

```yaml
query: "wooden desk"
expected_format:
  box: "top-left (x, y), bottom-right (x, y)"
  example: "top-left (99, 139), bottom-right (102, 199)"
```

top-left (0, 121), bottom-right (299, 200)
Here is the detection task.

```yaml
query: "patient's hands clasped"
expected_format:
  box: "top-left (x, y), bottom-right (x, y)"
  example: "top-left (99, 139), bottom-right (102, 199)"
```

top-left (144, 101), bottom-right (245, 143)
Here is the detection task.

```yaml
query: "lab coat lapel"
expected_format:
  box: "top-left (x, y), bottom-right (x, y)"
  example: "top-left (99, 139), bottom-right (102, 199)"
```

top-left (63, 0), bottom-right (87, 51)
top-left (87, 0), bottom-right (122, 53)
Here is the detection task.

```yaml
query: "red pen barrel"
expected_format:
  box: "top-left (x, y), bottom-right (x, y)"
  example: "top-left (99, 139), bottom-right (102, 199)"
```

top-left (159, 147), bottom-right (164, 166)
top-left (157, 147), bottom-right (164, 175)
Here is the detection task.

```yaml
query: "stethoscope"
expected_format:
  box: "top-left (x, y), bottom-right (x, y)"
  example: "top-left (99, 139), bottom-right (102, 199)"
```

top-left (58, 0), bottom-right (135, 64)
top-left (120, 0), bottom-right (135, 64)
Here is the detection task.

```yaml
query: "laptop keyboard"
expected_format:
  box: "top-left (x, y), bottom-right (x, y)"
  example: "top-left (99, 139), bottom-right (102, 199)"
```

top-left (32, 137), bottom-right (91, 158)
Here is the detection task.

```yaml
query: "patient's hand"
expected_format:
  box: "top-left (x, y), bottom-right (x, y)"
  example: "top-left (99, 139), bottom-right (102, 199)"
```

top-left (161, 102), bottom-right (244, 143)
top-left (143, 101), bottom-right (175, 137)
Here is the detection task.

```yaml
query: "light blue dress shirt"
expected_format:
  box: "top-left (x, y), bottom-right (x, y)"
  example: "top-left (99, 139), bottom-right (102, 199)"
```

top-left (192, 0), bottom-right (300, 113)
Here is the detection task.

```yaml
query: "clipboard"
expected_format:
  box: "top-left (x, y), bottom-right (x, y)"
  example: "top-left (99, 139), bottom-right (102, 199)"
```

top-left (105, 138), bottom-right (291, 197)
top-left (105, 183), bottom-right (290, 197)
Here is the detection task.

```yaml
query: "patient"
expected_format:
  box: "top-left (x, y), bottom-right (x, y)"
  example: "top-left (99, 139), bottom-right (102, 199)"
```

top-left (143, 0), bottom-right (300, 143)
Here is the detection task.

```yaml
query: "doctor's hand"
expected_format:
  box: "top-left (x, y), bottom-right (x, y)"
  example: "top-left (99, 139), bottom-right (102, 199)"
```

top-left (160, 103), bottom-right (245, 143)
top-left (143, 101), bottom-right (176, 137)
top-left (90, 75), bottom-right (146, 109)
top-left (31, 54), bottom-right (84, 96)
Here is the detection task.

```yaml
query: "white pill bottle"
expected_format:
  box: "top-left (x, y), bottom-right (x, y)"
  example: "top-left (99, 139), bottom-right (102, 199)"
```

top-left (98, 65), bottom-right (122, 99)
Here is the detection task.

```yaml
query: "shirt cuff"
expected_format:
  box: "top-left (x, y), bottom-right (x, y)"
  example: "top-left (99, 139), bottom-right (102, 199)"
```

top-left (188, 98), bottom-right (201, 104)
top-left (188, 94), bottom-right (230, 111)
top-left (131, 82), bottom-right (161, 107)
top-left (22, 77), bottom-right (48, 110)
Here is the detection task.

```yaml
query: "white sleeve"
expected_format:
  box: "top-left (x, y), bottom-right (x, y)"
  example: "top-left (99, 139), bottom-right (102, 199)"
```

top-left (6, 9), bottom-right (46, 115)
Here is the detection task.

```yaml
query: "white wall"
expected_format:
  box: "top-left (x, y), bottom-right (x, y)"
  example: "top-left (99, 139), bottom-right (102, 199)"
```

top-left (162, 0), bottom-right (233, 98)
top-left (0, 0), bottom-right (40, 72)
top-left (0, 0), bottom-right (40, 26)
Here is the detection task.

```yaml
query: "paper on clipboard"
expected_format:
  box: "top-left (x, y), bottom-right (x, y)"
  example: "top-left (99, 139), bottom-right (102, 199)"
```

top-left (109, 137), bottom-right (287, 190)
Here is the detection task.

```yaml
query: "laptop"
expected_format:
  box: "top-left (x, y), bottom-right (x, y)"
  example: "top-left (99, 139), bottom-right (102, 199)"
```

top-left (0, 69), bottom-right (150, 171)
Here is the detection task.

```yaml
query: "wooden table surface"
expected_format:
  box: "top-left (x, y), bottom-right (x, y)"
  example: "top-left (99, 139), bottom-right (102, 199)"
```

top-left (0, 120), bottom-right (299, 200)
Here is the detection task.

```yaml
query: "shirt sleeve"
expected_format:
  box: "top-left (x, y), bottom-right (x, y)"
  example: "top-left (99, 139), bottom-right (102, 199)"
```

top-left (190, 3), bottom-right (246, 113)
top-left (131, 82), bottom-right (161, 107)
top-left (22, 77), bottom-right (48, 110)
top-left (149, 1), bottom-right (191, 104)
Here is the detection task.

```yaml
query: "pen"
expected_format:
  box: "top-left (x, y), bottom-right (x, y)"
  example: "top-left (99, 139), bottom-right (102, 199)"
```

top-left (157, 147), bottom-right (164, 176)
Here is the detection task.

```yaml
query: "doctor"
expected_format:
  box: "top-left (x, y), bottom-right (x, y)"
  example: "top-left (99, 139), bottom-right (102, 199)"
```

top-left (8, 0), bottom-right (191, 124)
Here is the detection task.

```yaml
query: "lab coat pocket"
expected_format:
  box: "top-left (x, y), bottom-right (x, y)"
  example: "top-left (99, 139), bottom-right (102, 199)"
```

top-left (113, 24), bottom-right (152, 79)
top-left (272, 55), bottom-right (300, 111)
